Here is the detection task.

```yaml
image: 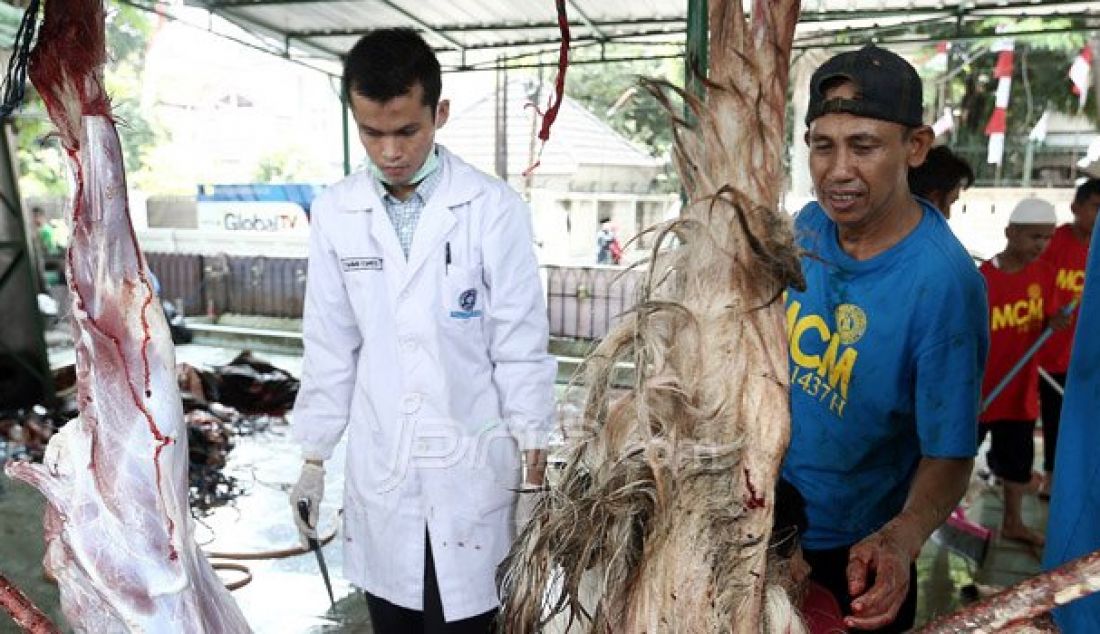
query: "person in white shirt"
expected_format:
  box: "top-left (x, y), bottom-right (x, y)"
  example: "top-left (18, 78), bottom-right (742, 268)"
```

top-left (288, 28), bottom-right (556, 633)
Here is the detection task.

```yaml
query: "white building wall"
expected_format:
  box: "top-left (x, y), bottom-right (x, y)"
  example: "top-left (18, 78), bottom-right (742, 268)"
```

top-left (950, 187), bottom-right (1076, 259)
top-left (530, 190), bottom-right (678, 266)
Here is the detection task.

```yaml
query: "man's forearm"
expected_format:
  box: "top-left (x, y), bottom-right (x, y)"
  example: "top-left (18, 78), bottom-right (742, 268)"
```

top-left (882, 456), bottom-right (973, 557)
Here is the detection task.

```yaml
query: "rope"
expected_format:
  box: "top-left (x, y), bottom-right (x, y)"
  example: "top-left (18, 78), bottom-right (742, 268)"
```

top-left (521, 0), bottom-right (571, 177)
top-left (210, 562), bottom-right (253, 592)
top-left (0, 0), bottom-right (43, 118)
top-left (204, 519), bottom-right (339, 561)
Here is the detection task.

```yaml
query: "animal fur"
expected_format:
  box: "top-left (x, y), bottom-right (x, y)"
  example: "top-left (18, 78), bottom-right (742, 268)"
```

top-left (498, 1), bottom-right (803, 632)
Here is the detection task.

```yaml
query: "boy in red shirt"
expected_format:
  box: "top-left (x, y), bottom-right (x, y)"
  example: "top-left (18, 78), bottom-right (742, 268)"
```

top-left (979, 198), bottom-right (1058, 546)
top-left (1037, 179), bottom-right (1099, 496)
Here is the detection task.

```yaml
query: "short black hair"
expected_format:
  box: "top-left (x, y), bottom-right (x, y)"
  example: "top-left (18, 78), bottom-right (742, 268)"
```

top-left (909, 145), bottom-right (974, 199)
top-left (1074, 177), bottom-right (1100, 205)
top-left (342, 28), bottom-right (442, 111)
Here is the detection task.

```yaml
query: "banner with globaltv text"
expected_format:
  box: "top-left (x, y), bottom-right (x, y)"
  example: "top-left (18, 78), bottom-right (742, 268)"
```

top-left (195, 183), bottom-right (323, 234)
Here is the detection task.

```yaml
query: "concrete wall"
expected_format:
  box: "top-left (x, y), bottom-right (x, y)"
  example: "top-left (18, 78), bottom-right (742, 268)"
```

top-left (136, 228), bottom-right (308, 258)
top-left (949, 186), bottom-right (1076, 259)
top-left (529, 189), bottom-right (679, 265)
top-left (569, 163), bottom-right (660, 193)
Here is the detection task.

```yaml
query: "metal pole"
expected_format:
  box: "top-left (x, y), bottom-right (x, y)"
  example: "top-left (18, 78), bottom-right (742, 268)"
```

top-left (683, 0), bottom-right (707, 207)
top-left (685, 0), bottom-right (708, 104)
top-left (1092, 37), bottom-right (1100, 122)
top-left (0, 119), bottom-right (55, 409)
top-left (341, 81), bottom-right (351, 176)
top-left (494, 58), bottom-right (508, 181)
top-left (1023, 139), bottom-right (1035, 187)
top-left (524, 56), bottom-right (544, 200)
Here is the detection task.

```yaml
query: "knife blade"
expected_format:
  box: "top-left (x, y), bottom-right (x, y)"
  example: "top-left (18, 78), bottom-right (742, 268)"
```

top-left (297, 498), bottom-right (336, 608)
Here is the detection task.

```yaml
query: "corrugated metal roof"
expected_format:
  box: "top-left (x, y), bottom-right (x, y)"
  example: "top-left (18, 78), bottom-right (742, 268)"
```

top-left (182, 0), bottom-right (1100, 73)
top-left (189, 0), bottom-right (684, 71)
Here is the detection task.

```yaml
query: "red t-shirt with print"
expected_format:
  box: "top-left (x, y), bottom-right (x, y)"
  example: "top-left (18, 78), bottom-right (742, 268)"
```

top-left (979, 258), bottom-right (1055, 422)
top-left (1038, 224), bottom-right (1089, 373)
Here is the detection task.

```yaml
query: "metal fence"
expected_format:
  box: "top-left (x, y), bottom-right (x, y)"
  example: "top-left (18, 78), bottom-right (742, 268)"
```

top-left (146, 252), bottom-right (642, 340)
top-left (146, 252), bottom-right (307, 319)
top-left (544, 265), bottom-right (643, 340)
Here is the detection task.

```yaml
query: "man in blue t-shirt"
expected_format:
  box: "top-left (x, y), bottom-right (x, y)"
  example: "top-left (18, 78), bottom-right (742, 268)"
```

top-left (783, 45), bottom-right (989, 632)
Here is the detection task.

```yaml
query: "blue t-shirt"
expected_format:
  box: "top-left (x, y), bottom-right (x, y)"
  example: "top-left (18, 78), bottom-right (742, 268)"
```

top-left (782, 200), bottom-right (989, 550)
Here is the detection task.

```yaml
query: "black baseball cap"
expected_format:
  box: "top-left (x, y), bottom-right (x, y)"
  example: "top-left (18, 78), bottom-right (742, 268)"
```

top-left (805, 44), bottom-right (924, 128)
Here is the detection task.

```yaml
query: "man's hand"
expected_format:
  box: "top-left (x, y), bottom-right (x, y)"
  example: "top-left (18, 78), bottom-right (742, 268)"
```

top-left (289, 461), bottom-right (325, 543)
top-left (515, 449), bottom-right (548, 536)
top-left (522, 449), bottom-right (547, 486)
top-left (844, 457), bottom-right (972, 629)
top-left (845, 526), bottom-right (915, 630)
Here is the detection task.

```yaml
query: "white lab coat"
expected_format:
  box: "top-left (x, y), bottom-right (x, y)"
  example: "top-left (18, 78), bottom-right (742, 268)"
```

top-left (291, 146), bottom-right (556, 622)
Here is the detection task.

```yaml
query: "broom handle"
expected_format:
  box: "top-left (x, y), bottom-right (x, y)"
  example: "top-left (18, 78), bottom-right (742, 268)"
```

top-left (981, 299), bottom-right (1078, 413)
top-left (1038, 367), bottom-right (1065, 397)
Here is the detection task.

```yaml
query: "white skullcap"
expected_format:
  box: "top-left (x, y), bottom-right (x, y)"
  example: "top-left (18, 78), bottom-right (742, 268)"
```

top-left (1009, 198), bottom-right (1057, 225)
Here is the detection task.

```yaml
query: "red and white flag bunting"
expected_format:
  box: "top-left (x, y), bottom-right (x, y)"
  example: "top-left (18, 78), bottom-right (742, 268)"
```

top-left (925, 41), bottom-right (950, 73)
top-left (990, 37), bottom-right (1015, 54)
top-left (1069, 46), bottom-right (1092, 110)
top-left (985, 39), bottom-right (1014, 165)
top-left (932, 107), bottom-right (954, 138)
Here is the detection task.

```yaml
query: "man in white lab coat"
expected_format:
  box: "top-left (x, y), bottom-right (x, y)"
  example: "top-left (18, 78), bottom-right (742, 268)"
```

top-left (288, 28), bottom-right (557, 633)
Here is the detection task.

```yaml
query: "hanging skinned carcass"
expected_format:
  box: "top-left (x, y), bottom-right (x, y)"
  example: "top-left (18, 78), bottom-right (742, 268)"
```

top-left (3, 0), bottom-right (251, 630)
top-left (499, 1), bottom-right (804, 632)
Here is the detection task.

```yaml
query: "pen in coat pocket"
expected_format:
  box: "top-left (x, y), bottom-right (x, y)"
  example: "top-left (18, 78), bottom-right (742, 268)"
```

top-left (445, 241), bottom-right (451, 275)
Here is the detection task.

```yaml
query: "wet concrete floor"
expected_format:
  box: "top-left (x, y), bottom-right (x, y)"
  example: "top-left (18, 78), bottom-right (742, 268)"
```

top-left (1, 342), bottom-right (1052, 632)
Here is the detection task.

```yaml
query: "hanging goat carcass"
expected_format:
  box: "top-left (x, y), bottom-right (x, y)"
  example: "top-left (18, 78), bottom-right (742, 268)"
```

top-left (4, 0), bottom-right (251, 630)
top-left (499, 1), bottom-right (804, 632)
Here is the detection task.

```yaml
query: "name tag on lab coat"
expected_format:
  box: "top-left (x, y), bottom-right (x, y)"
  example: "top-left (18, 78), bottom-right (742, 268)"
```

top-left (342, 257), bottom-right (383, 272)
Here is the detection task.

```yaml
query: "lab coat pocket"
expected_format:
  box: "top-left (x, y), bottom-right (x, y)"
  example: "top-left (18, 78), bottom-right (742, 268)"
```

top-left (441, 265), bottom-right (485, 329)
top-left (470, 424), bottom-right (522, 517)
top-left (429, 432), bottom-right (519, 522)
top-left (448, 464), bottom-right (516, 521)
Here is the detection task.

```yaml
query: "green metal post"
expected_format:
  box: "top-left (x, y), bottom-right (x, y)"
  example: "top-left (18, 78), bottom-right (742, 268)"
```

top-left (1023, 140), bottom-right (1035, 187)
top-left (342, 84), bottom-right (352, 176)
top-left (686, 0), bottom-right (708, 104)
top-left (682, 0), bottom-right (707, 206)
top-left (0, 120), bottom-right (55, 409)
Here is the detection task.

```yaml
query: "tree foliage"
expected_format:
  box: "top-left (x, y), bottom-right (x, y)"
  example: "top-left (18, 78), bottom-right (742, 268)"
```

top-left (105, 2), bottom-right (157, 175)
top-left (14, 0), bottom-right (159, 197)
top-left (563, 45), bottom-right (684, 159)
top-left (941, 20), bottom-right (1090, 138)
top-left (254, 146), bottom-right (316, 183)
top-left (559, 45), bottom-right (683, 192)
top-left (911, 17), bottom-right (1092, 183)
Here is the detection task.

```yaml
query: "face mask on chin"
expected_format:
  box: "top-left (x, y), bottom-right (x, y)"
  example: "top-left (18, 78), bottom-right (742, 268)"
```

top-left (369, 146), bottom-right (439, 187)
